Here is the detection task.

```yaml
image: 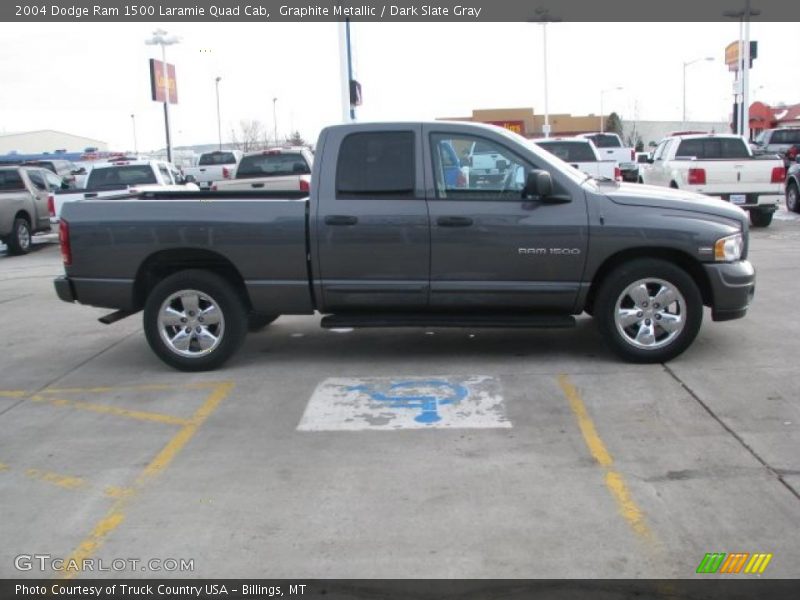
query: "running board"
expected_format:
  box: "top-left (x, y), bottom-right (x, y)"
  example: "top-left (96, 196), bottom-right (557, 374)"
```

top-left (321, 313), bottom-right (575, 329)
top-left (98, 310), bottom-right (136, 325)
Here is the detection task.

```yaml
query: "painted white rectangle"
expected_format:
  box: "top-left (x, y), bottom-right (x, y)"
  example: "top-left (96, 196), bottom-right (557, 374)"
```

top-left (298, 376), bottom-right (511, 431)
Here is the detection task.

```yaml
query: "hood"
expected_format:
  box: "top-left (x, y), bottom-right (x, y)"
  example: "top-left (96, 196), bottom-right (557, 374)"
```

top-left (597, 182), bottom-right (748, 224)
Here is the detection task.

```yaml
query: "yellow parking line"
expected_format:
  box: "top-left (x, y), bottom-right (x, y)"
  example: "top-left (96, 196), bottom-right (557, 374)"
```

top-left (0, 390), bottom-right (27, 398)
top-left (0, 462), bottom-right (8, 471)
top-left (41, 382), bottom-right (221, 394)
top-left (29, 395), bottom-right (190, 426)
top-left (60, 381), bottom-right (235, 580)
top-left (24, 468), bottom-right (88, 491)
top-left (557, 374), bottom-right (653, 542)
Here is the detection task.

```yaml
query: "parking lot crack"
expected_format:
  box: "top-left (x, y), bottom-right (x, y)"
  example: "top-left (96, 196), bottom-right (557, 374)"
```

top-left (663, 364), bottom-right (800, 502)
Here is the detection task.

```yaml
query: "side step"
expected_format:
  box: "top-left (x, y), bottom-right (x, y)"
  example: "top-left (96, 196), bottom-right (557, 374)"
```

top-left (321, 313), bottom-right (575, 329)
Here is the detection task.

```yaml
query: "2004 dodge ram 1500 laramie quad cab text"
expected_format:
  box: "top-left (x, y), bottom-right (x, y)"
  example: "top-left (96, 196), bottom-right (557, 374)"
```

top-left (53, 122), bottom-right (756, 371)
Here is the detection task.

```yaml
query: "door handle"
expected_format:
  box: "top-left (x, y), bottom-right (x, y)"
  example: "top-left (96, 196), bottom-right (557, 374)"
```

top-left (250, 183), bottom-right (265, 188)
top-left (437, 216), bottom-right (474, 227)
top-left (325, 215), bottom-right (358, 226)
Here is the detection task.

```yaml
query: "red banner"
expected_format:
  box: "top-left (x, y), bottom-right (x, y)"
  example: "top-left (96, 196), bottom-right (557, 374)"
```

top-left (149, 59), bottom-right (178, 104)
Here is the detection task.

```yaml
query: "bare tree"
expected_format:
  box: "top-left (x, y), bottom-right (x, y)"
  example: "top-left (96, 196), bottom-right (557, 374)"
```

top-left (230, 119), bottom-right (266, 152)
top-left (287, 131), bottom-right (306, 146)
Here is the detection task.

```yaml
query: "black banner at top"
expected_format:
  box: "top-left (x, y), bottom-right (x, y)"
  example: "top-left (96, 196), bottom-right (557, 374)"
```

top-left (3, 0), bottom-right (800, 22)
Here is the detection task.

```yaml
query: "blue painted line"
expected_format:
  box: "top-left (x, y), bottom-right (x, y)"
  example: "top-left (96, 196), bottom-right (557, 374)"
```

top-left (346, 380), bottom-right (469, 424)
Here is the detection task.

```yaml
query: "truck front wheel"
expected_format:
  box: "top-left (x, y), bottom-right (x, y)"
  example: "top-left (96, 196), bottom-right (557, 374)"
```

top-left (7, 217), bottom-right (32, 255)
top-left (594, 259), bottom-right (703, 363)
top-left (143, 270), bottom-right (247, 371)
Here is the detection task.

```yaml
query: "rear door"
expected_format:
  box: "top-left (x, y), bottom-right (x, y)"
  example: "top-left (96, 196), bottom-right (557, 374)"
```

top-left (424, 127), bottom-right (588, 310)
top-left (314, 125), bottom-right (430, 310)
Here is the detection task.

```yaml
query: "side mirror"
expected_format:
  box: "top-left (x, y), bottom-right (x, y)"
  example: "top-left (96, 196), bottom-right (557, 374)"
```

top-left (61, 181), bottom-right (70, 190)
top-left (646, 157), bottom-right (654, 164)
top-left (524, 170), bottom-right (553, 198)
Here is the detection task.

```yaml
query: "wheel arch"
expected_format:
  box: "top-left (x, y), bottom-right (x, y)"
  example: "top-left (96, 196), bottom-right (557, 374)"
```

top-left (133, 248), bottom-right (252, 311)
top-left (584, 247), bottom-right (712, 314)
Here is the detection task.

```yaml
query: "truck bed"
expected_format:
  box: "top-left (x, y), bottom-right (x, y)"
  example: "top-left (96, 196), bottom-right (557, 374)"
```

top-left (61, 192), bottom-right (313, 314)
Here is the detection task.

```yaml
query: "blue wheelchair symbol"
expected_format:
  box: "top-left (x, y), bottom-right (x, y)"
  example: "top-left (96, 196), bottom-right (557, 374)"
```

top-left (347, 380), bottom-right (469, 424)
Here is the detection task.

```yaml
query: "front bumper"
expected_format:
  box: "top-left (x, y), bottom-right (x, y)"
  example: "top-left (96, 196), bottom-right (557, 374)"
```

top-left (54, 276), bottom-right (76, 303)
top-left (703, 260), bottom-right (755, 321)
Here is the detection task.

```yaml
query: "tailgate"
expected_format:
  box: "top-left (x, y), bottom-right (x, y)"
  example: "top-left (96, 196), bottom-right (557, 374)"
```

top-left (699, 160), bottom-right (783, 190)
top-left (215, 175), bottom-right (308, 191)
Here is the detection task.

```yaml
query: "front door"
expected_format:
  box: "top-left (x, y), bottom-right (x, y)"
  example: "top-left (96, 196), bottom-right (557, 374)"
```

top-left (424, 128), bottom-right (589, 311)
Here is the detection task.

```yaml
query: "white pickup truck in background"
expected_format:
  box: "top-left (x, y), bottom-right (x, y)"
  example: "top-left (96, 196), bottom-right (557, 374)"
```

top-left (182, 150), bottom-right (243, 190)
top-left (575, 132), bottom-right (637, 182)
top-left (211, 147), bottom-right (313, 192)
top-left (640, 133), bottom-right (785, 227)
top-left (533, 138), bottom-right (621, 181)
top-left (51, 159), bottom-right (199, 223)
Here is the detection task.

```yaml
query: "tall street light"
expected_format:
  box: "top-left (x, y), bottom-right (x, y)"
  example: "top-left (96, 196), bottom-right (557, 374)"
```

top-left (130, 114), bottom-right (138, 155)
top-left (145, 28), bottom-right (180, 162)
top-left (272, 97), bottom-right (278, 146)
top-left (600, 86), bottom-right (623, 132)
top-left (215, 76), bottom-right (222, 151)
top-left (529, 8), bottom-right (561, 138)
top-left (683, 57), bottom-right (714, 123)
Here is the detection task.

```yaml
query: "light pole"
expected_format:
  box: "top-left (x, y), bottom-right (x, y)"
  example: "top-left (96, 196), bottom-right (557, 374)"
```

top-left (215, 76), bottom-right (222, 151)
top-left (145, 28), bottom-right (180, 162)
top-left (682, 57), bottom-right (714, 123)
top-left (529, 9), bottom-right (560, 138)
top-left (272, 97), bottom-right (278, 146)
top-left (130, 114), bottom-right (138, 155)
top-left (600, 86), bottom-right (623, 132)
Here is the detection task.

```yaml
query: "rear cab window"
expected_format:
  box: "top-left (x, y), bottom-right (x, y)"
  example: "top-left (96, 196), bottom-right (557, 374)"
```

top-left (0, 170), bottom-right (26, 192)
top-left (537, 142), bottom-right (597, 163)
top-left (87, 165), bottom-right (158, 189)
top-left (336, 132), bottom-right (415, 199)
top-left (587, 134), bottom-right (622, 148)
top-left (676, 138), bottom-right (750, 159)
top-left (237, 152), bottom-right (311, 179)
top-left (199, 152), bottom-right (238, 166)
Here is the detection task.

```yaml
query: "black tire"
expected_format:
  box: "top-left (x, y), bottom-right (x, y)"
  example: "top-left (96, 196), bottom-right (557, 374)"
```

top-left (594, 259), bottom-right (703, 363)
top-left (143, 269), bottom-right (247, 371)
top-left (7, 217), bottom-right (32, 255)
top-left (786, 182), bottom-right (800, 214)
top-left (248, 313), bottom-right (279, 332)
top-left (749, 209), bottom-right (773, 228)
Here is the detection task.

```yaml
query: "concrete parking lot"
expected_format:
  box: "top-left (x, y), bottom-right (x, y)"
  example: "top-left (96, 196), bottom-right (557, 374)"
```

top-left (1, 210), bottom-right (799, 580)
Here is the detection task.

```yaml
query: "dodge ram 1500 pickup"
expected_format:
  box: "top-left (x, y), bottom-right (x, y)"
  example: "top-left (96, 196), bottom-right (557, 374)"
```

top-left (54, 122), bottom-right (756, 371)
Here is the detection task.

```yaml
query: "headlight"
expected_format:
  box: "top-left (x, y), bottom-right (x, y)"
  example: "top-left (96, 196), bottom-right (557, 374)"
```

top-left (714, 233), bottom-right (744, 262)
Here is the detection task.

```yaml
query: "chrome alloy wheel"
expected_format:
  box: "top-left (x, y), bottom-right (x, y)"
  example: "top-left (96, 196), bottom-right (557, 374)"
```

top-left (614, 278), bottom-right (686, 350)
top-left (157, 289), bottom-right (225, 358)
top-left (17, 222), bottom-right (31, 251)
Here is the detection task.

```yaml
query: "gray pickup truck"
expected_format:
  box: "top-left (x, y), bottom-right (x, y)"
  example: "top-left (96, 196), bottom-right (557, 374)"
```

top-left (54, 122), bottom-right (756, 371)
top-left (1, 166), bottom-right (55, 255)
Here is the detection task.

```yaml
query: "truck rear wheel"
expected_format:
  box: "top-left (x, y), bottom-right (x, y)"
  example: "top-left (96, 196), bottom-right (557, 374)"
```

top-left (143, 270), bottom-right (247, 371)
top-left (594, 259), bottom-right (703, 363)
top-left (7, 217), bottom-right (32, 255)
top-left (749, 209), bottom-right (773, 228)
top-left (786, 182), bottom-right (799, 213)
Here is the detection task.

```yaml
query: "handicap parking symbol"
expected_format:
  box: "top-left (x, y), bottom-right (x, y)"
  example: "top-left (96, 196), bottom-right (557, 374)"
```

top-left (346, 380), bottom-right (469, 424)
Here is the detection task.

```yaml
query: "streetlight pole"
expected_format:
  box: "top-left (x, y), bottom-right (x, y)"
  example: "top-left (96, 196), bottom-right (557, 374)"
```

top-left (682, 57), bottom-right (715, 124)
top-left (600, 86), bottom-right (623, 133)
top-left (145, 29), bottom-right (180, 163)
top-left (130, 114), bottom-right (138, 155)
top-left (215, 77), bottom-right (222, 151)
top-left (529, 9), bottom-right (560, 138)
top-left (272, 97), bottom-right (278, 146)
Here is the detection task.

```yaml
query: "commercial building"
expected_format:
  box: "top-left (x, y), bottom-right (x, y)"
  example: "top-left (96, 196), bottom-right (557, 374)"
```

top-left (749, 102), bottom-right (800, 137)
top-left (0, 130), bottom-right (108, 155)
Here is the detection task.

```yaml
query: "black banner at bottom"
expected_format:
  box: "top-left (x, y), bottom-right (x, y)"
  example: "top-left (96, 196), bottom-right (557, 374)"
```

top-left (3, 580), bottom-right (800, 600)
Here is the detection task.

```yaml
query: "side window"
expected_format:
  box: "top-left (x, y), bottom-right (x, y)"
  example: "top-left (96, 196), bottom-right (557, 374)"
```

top-left (653, 141), bottom-right (667, 161)
top-left (45, 172), bottom-right (63, 190)
top-left (431, 134), bottom-right (533, 200)
top-left (336, 131), bottom-right (415, 199)
top-left (0, 170), bottom-right (26, 192)
top-left (27, 170), bottom-right (47, 191)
